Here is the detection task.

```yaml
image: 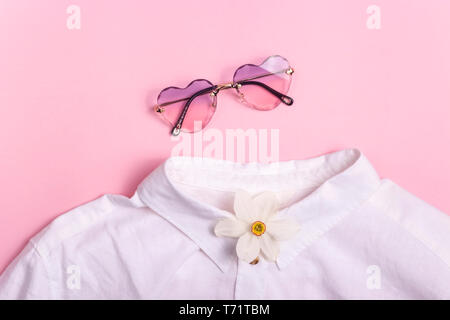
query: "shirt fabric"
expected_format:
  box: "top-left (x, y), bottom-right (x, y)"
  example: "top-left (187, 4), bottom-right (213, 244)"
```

top-left (1, 148), bottom-right (450, 300)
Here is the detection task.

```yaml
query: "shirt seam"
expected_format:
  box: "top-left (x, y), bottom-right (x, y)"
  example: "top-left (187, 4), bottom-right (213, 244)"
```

top-left (278, 180), bottom-right (384, 268)
top-left (168, 159), bottom-right (321, 175)
top-left (33, 194), bottom-right (117, 259)
top-left (372, 180), bottom-right (450, 272)
top-left (28, 240), bottom-right (55, 300)
top-left (377, 206), bottom-right (450, 272)
top-left (171, 178), bottom-right (323, 194)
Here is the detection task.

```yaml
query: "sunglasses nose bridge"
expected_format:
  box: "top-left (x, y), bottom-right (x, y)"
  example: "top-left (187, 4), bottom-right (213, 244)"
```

top-left (211, 82), bottom-right (236, 96)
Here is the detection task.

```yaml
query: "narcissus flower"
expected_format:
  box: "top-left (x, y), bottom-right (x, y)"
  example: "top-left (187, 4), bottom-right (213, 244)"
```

top-left (214, 190), bottom-right (300, 263)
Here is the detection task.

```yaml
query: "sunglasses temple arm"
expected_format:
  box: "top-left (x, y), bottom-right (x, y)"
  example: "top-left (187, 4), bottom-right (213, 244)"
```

top-left (171, 85), bottom-right (217, 136)
top-left (238, 80), bottom-right (294, 106)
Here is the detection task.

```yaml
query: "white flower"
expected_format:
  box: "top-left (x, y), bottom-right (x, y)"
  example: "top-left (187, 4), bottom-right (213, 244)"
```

top-left (214, 189), bottom-right (300, 263)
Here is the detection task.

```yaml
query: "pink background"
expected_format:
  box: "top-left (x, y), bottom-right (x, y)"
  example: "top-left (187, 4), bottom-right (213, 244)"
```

top-left (1, 0), bottom-right (450, 273)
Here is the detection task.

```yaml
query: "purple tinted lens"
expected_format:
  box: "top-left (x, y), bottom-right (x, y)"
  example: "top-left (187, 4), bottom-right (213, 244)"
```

top-left (157, 79), bottom-right (216, 132)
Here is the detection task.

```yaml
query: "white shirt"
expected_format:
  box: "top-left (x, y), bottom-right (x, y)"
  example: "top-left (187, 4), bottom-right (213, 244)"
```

top-left (1, 149), bottom-right (450, 299)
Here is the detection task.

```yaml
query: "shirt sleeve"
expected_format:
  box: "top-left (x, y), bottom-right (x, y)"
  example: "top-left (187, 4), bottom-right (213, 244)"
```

top-left (0, 242), bottom-right (52, 300)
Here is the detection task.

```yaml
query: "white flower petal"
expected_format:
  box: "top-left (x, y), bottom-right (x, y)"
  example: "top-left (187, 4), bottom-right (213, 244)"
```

top-left (253, 191), bottom-right (279, 221)
top-left (260, 233), bottom-right (280, 261)
top-left (236, 232), bottom-right (261, 263)
top-left (266, 218), bottom-right (300, 241)
top-left (214, 217), bottom-right (248, 238)
top-left (233, 189), bottom-right (256, 222)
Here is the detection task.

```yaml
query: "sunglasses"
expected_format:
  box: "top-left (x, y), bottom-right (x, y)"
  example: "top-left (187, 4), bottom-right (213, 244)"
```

top-left (153, 55), bottom-right (294, 136)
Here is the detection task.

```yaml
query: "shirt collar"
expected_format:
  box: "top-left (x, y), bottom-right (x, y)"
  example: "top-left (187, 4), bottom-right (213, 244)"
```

top-left (136, 148), bottom-right (381, 273)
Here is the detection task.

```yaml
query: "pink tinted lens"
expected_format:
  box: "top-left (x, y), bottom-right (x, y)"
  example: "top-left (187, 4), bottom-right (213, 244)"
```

top-left (157, 79), bottom-right (215, 132)
top-left (233, 55), bottom-right (292, 110)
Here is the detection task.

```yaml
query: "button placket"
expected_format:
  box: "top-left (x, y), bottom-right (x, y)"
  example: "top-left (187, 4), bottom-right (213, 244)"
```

top-left (234, 257), bottom-right (268, 300)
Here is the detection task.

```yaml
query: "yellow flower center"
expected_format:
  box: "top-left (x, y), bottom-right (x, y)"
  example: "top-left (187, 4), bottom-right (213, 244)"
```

top-left (251, 221), bottom-right (266, 236)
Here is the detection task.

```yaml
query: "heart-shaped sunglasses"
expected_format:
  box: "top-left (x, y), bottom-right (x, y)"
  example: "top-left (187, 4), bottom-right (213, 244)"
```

top-left (153, 55), bottom-right (294, 136)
